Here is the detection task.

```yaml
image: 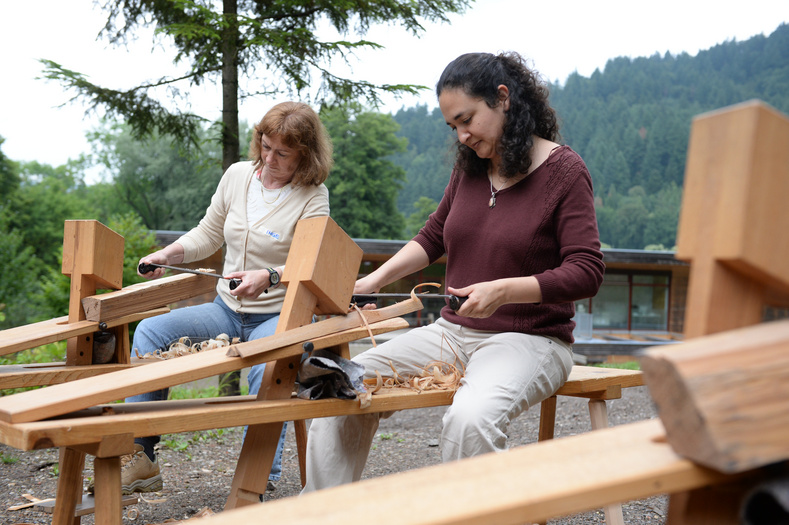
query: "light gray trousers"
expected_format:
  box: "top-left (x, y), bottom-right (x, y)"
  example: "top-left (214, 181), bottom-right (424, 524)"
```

top-left (302, 318), bottom-right (574, 492)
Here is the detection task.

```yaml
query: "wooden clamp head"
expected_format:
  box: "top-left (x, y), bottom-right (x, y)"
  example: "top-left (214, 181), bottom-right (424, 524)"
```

top-left (62, 220), bottom-right (125, 290)
top-left (675, 101), bottom-right (789, 337)
top-left (281, 216), bottom-right (363, 316)
top-left (677, 100), bottom-right (789, 295)
top-left (643, 100), bottom-right (789, 474)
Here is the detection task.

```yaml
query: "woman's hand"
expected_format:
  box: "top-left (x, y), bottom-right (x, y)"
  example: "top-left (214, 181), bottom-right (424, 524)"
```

top-left (225, 269), bottom-right (278, 298)
top-left (449, 276), bottom-right (542, 318)
top-left (447, 282), bottom-right (505, 318)
top-left (137, 252), bottom-right (170, 280)
top-left (138, 243), bottom-right (185, 280)
top-left (351, 275), bottom-right (381, 310)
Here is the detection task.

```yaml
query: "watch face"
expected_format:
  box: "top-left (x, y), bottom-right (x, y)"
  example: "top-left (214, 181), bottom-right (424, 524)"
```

top-left (269, 268), bottom-right (279, 285)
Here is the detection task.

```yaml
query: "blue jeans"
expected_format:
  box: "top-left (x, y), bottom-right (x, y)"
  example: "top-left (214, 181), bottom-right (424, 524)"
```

top-left (128, 295), bottom-right (287, 480)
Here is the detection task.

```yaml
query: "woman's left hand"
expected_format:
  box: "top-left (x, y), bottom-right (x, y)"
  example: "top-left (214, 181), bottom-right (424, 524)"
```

top-left (225, 269), bottom-right (273, 298)
top-left (448, 276), bottom-right (542, 317)
top-left (447, 282), bottom-right (506, 318)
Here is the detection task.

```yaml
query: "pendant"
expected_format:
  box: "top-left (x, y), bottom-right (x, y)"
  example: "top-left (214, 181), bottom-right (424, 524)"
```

top-left (489, 194), bottom-right (496, 208)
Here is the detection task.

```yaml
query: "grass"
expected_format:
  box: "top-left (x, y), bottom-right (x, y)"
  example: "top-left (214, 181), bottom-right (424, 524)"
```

top-left (594, 361), bottom-right (641, 370)
top-left (161, 428), bottom-right (232, 456)
top-left (0, 341), bottom-right (67, 396)
top-left (1, 451), bottom-right (19, 464)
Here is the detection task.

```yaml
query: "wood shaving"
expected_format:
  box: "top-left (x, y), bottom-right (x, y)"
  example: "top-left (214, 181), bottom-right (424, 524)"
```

top-left (134, 334), bottom-right (240, 360)
top-left (359, 332), bottom-right (464, 407)
top-left (196, 268), bottom-right (216, 273)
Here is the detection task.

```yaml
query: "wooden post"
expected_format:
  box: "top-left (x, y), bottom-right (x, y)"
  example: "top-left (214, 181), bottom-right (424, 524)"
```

top-left (675, 100), bottom-right (789, 338)
top-left (61, 221), bottom-right (124, 366)
top-left (643, 100), bottom-right (789, 522)
top-left (225, 217), bottom-right (362, 508)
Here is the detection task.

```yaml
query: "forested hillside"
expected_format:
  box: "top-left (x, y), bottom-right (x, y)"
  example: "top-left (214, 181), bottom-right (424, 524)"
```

top-left (391, 23), bottom-right (789, 249)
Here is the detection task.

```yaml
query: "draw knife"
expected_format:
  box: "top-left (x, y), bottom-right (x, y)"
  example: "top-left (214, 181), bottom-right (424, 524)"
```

top-left (352, 293), bottom-right (467, 311)
top-left (138, 263), bottom-right (242, 290)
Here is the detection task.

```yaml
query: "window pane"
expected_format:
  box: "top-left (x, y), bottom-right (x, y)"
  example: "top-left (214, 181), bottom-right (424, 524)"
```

top-left (631, 284), bottom-right (668, 330)
top-left (592, 283), bottom-right (629, 330)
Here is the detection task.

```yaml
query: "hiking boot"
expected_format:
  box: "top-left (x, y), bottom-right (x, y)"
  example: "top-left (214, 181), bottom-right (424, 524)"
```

top-left (87, 444), bottom-right (163, 495)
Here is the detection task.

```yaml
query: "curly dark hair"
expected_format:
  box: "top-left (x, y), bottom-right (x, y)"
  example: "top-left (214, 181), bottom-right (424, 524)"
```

top-left (436, 52), bottom-right (560, 179)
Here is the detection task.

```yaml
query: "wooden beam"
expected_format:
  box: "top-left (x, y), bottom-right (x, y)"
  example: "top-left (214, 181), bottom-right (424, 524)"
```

top-left (193, 420), bottom-right (758, 525)
top-left (0, 308), bottom-right (168, 359)
top-left (0, 366), bottom-right (641, 452)
top-left (0, 315), bottom-right (411, 424)
top-left (81, 274), bottom-right (217, 322)
top-left (641, 318), bottom-right (789, 473)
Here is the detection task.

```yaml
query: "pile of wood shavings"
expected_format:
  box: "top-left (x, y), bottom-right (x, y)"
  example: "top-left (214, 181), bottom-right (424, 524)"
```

top-left (134, 334), bottom-right (240, 360)
top-left (358, 336), bottom-right (465, 408)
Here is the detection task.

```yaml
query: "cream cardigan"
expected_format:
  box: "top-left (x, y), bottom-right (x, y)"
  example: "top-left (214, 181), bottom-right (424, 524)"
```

top-left (176, 161), bottom-right (330, 313)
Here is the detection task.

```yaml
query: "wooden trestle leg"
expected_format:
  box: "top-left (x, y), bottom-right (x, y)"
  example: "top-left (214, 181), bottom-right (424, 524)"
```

top-left (53, 447), bottom-right (85, 525)
top-left (225, 217), bottom-right (362, 509)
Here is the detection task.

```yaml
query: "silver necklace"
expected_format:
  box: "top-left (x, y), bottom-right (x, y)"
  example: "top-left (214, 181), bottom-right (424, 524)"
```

top-left (488, 175), bottom-right (511, 208)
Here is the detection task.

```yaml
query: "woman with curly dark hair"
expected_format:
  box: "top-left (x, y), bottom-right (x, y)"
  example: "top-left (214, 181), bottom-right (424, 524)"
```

top-left (302, 52), bottom-right (604, 491)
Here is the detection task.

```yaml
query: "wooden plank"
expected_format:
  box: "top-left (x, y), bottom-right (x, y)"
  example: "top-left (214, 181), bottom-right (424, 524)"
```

top-left (0, 388), bottom-right (454, 451)
top-left (0, 315), bottom-right (411, 424)
top-left (81, 273), bottom-right (218, 322)
top-left (0, 362), bottom-right (138, 390)
top-left (34, 495), bottom-right (139, 517)
top-left (0, 365), bottom-right (644, 451)
top-left (230, 295), bottom-right (422, 359)
top-left (0, 308), bottom-right (168, 358)
top-left (641, 318), bottom-right (789, 473)
top-left (195, 419), bottom-right (755, 525)
top-left (552, 366), bottom-right (643, 397)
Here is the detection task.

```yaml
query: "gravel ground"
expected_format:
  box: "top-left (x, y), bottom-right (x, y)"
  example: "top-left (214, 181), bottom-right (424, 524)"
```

top-left (1, 385), bottom-right (667, 524)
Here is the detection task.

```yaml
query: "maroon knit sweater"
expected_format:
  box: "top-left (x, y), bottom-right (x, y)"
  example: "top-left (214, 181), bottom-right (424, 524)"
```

top-left (413, 146), bottom-right (604, 343)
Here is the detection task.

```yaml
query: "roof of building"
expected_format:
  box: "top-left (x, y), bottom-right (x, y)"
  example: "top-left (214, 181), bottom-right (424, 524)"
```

top-left (153, 232), bottom-right (687, 267)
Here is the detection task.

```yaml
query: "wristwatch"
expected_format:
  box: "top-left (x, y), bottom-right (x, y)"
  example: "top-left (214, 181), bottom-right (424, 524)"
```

top-left (265, 267), bottom-right (280, 289)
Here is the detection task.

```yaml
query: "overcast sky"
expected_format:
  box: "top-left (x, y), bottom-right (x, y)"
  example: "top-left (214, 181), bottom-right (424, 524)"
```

top-left (1, 0), bottom-right (787, 172)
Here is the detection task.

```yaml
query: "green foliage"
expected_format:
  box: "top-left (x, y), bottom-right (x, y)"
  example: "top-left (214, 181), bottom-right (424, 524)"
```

top-left (391, 105), bottom-right (455, 215)
top-left (405, 196), bottom-right (439, 238)
top-left (41, 0), bottom-right (470, 164)
top-left (0, 212), bottom-right (45, 328)
top-left (106, 213), bottom-right (161, 287)
top-left (547, 24), bottom-right (789, 248)
top-left (89, 122), bottom-right (223, 230)
top-left (0, 136), bottom-right (21, 200)
top-left (323, 103), bottom-right (408, 239)
top-left (7, 160), bottom-right (93, 267)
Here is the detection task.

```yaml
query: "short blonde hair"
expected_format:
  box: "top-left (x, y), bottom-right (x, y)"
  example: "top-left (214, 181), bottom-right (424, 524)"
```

top-left (248, 102), bottom-right (333, 186)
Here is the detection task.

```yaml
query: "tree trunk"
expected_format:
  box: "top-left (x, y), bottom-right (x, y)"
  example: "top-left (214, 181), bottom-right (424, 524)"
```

top-left (220, 0), bottom-right (241, 394)
top-left (221, 0), bottom-right (240, 172)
